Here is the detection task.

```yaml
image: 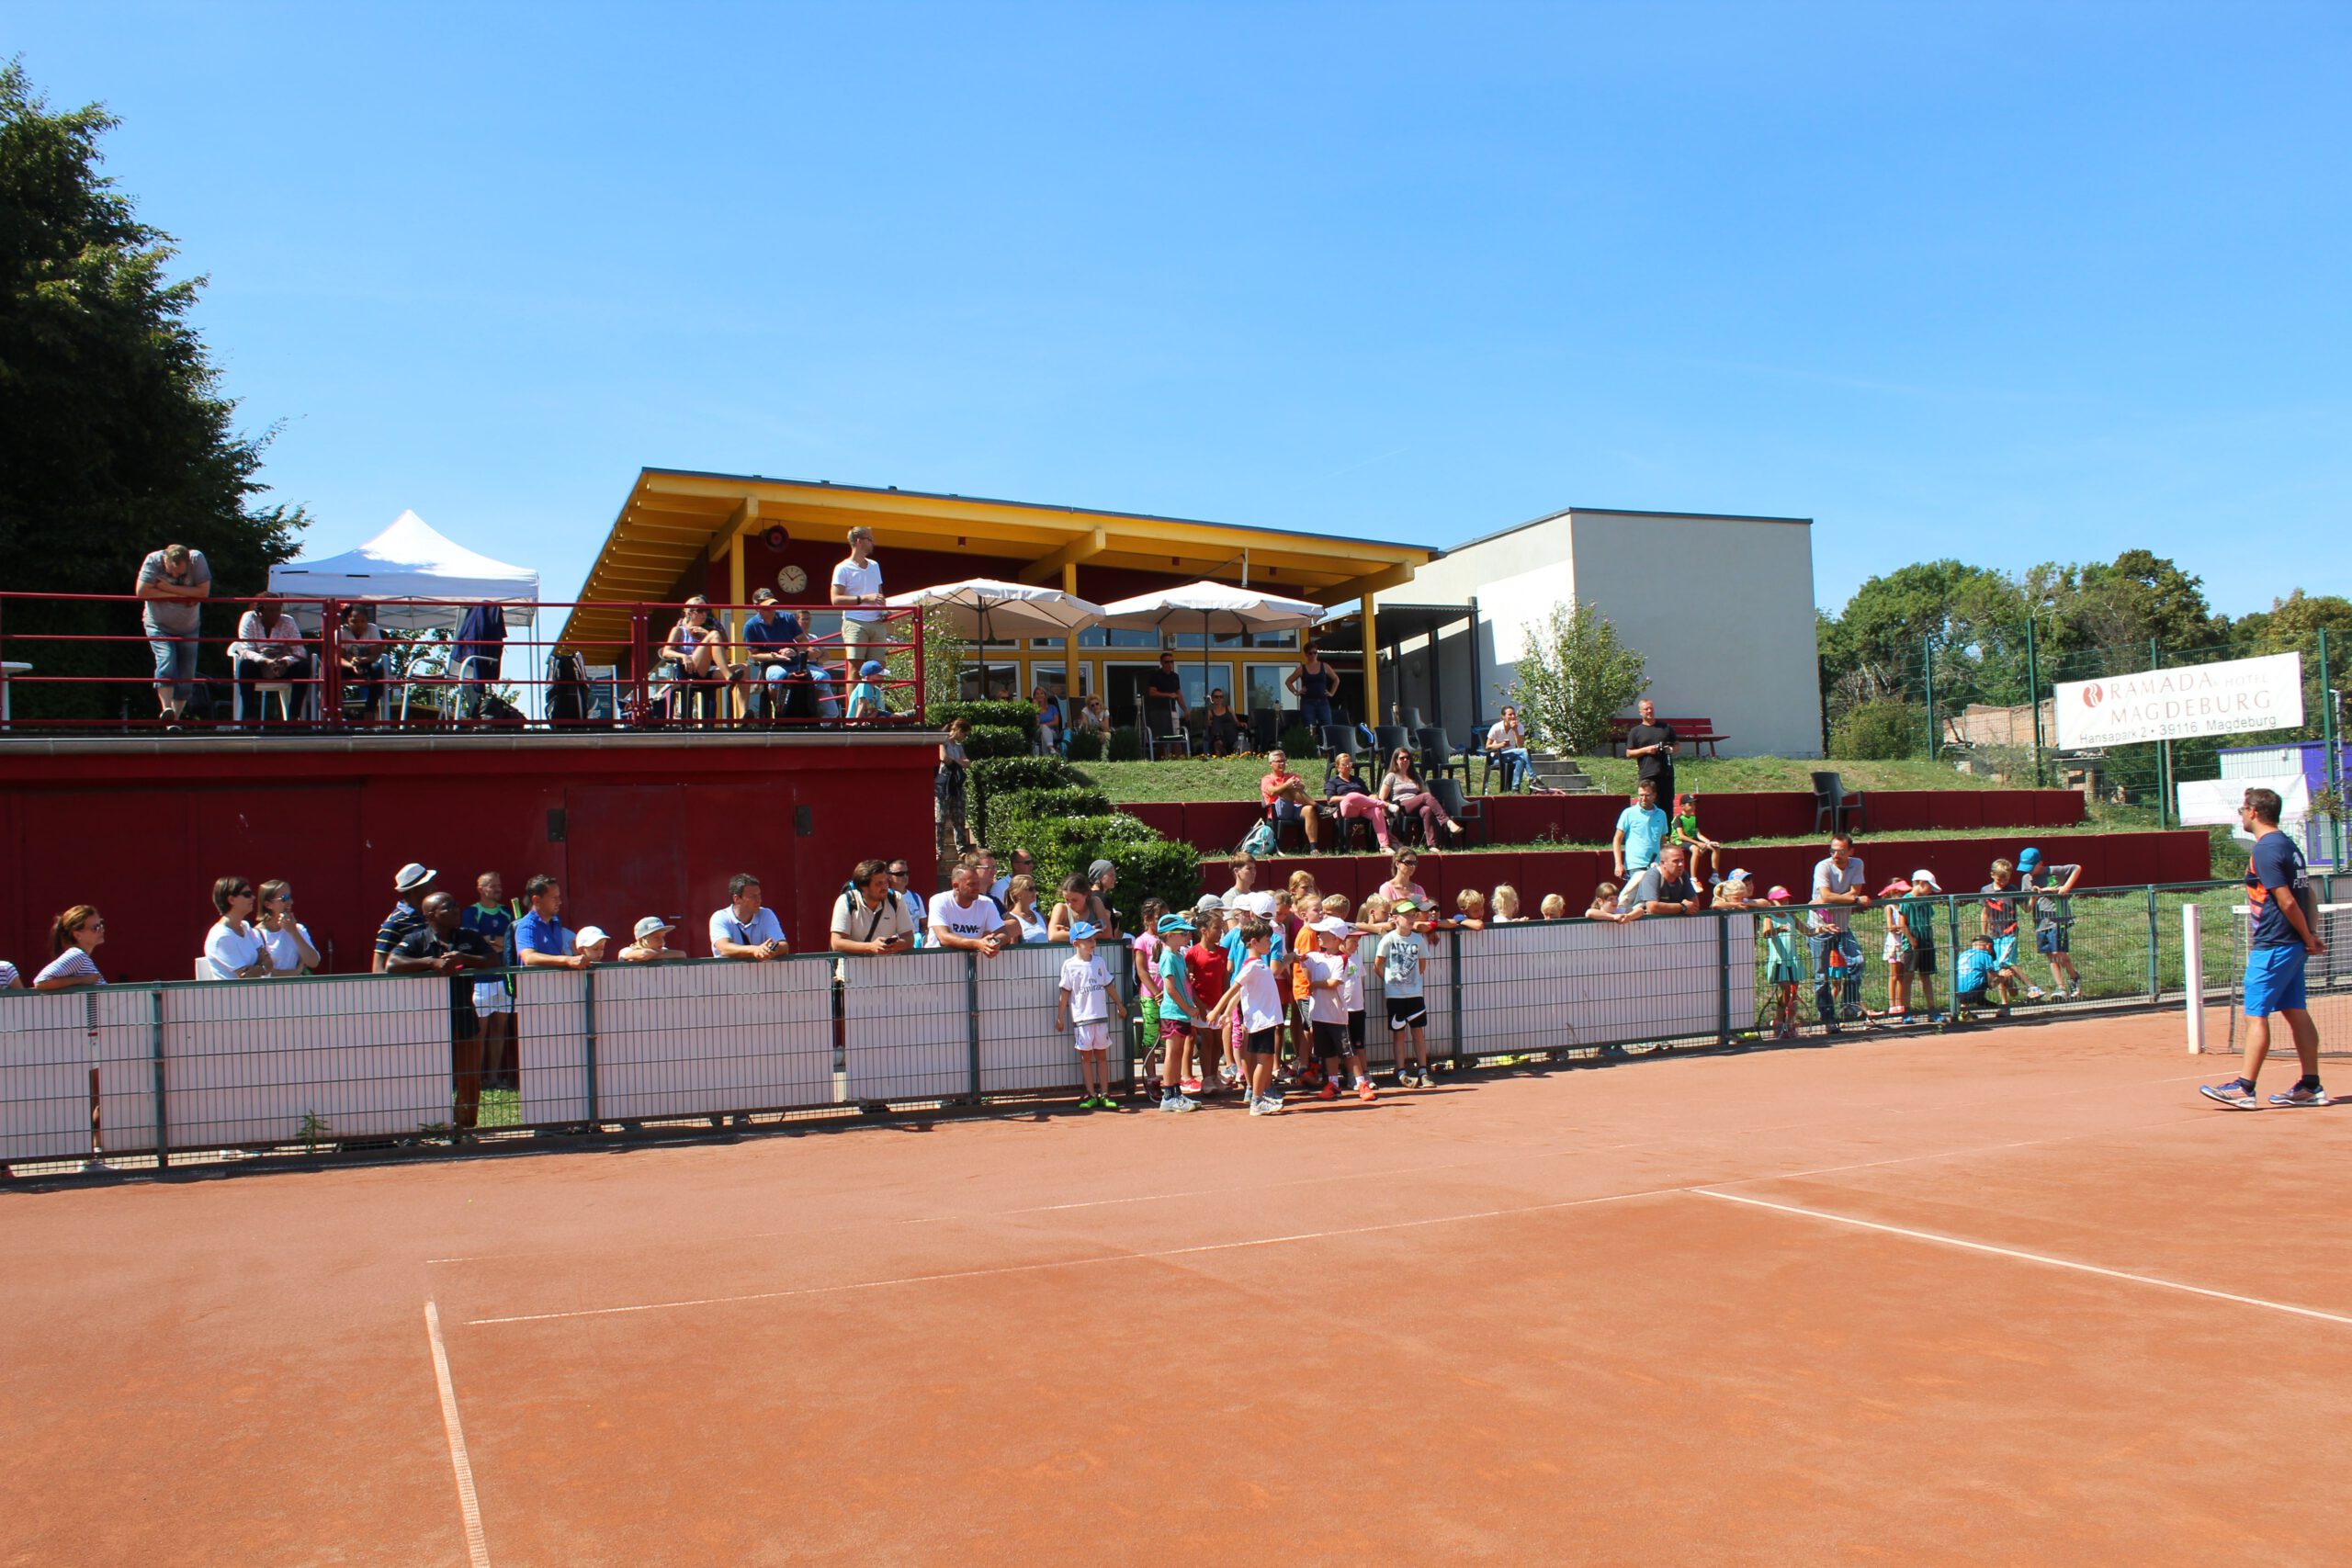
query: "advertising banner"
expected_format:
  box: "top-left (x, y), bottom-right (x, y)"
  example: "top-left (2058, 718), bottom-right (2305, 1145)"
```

top-left (2054, 651), bottom-right (2302, 750)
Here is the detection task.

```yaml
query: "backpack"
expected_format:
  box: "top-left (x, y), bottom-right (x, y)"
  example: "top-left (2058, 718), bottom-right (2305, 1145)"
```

top-left (1238, 818), bottom-right (1279, 858)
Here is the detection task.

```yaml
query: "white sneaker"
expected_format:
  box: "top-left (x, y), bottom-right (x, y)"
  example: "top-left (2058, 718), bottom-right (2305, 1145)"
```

top-left (1249, 1097), bottom-right (1271, 1116)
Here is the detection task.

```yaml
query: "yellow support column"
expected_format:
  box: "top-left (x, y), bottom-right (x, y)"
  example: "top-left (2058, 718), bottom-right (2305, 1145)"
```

top-left (1062, 561), bottom-right (1078, 595)
top-left (1362, 593), bottom-right (1380, 729)
top-left (729, 534), bottom-right (748, 721)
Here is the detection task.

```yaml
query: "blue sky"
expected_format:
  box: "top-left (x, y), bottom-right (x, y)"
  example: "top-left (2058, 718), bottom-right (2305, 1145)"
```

top-left (14, 2), bottom-right (2348, 615)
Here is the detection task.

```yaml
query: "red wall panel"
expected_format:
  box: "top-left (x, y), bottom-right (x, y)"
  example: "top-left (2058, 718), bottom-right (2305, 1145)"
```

top-left (1933, 790), bottom-right (1984, 829)
top-left (1748, 793), bottom-right (1815, 838)
top-left (1122, 802), bottom-right (1184, 840)
top-left (0, 737), bottom-right (934, 984)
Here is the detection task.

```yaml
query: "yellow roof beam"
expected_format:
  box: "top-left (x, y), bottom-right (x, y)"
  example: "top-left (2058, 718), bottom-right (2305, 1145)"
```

top-left (1019, 525), bottom-right (1107, 585)
top-left (1310, 561), bottom-right (1421, 607)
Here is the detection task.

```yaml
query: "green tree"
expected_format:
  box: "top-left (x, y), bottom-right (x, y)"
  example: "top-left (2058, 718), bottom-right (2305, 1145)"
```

top-left (2030, 549), bottom-right (2223, 663)
top-left (1507, 601), bottom-right (1648, 757)
top-left (1, 61), bottom-right (305, 720)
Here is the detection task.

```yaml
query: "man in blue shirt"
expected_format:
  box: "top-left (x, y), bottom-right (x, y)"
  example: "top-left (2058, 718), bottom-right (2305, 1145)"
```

top-left (513, 874), bottom-right (589, 974)
top-left (2202, 787), bottom-right (2329, 1109)
top-left (711, 872), bottom-right (789, 959)
top-left (1611, 779), bottom-right (1669, 879)
top-left (741, 588), bottom-right (812, 721)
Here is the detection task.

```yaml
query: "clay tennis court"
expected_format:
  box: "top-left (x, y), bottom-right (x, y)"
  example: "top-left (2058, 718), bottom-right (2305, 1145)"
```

top-left (7, 1011), bottom-right (2349, 1567)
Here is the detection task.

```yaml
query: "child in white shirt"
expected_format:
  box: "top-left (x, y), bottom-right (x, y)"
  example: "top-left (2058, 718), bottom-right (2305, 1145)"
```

top-left (1055, 922), bottom-right (1125, 1111)
top-left (1204, 919), bottom-right (1287, 1116)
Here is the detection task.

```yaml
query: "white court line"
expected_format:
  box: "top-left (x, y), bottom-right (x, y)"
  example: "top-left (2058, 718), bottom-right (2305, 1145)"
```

top-left (424, 1072), bottom-right (2222, 1265)
top-left (424, 1301), bottom-right (492, 1568)
top-left (1691, 1188), bottom-right (2352, 1327)
top-left (464, 1186), bottom-right (1675, 1325)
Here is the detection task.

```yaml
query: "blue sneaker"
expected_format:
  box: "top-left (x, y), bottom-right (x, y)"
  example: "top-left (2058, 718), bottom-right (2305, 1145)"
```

top-left (2199, 1078), bottom-right (2262, 1110)
top-left (2267, 1083), bottom-right (2329, 1108)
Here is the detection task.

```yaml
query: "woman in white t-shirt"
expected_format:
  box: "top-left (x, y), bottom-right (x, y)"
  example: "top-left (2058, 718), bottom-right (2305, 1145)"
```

top-left (35, 905), bottom-right (107, 989)
top-left (201, 876), bottom-right (273, 980)
top-left (257, 879), bottom-right (321, 975)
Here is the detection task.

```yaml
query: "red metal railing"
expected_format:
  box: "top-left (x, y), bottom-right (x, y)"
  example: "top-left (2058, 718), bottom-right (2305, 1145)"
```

top-left (0, 593), bottom-right (926, 734)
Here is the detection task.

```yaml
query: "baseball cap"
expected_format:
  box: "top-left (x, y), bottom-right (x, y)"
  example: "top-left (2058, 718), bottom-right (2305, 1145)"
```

top-left (1391, 897), bottom-right (1419, 913)
top-left (1311, 916), bottom-right (1352, 938)
top-left (1069, 920), bottom-right (1100, 941)
top-left (1910, 869), bottom-right (1941, 889)
top-left (1726, 867), bottom-right (1751, 885)
top-left (1249, 891), bottom-right (1279, 917)
top-left (858, 660), bottom-right (886, 677)
top-left (752, 587), bottom-right (776, 604)
top-left (1193, 894), bottom-right (1224, 916)
top-left (633, 915), bottom-right (673, 940)
top-left (576, 925), bottom-right (608, 949)
top-left (1765, 886), bottom-right (1792, 903)
top-left (1156, 913), bottom-right (1195, 936)
top-left (393, 863), bottom-right (435, 892)
top-left (2018, 847), bottom-right (2042, 869)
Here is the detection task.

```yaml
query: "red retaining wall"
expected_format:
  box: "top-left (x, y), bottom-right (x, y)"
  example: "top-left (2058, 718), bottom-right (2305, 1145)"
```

top-left (0, 736), bottom-right (937, 986)
top-left (1195, 829), bottom-right (2209, 912)
top-left (1135, 786), bottom-right (2086, 857)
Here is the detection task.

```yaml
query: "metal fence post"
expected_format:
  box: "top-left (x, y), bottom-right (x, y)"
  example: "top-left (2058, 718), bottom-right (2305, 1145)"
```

top-left (2025, 615), bottom-right (2044, 787)
top-left (582, 968), bottom-right (600, 1124)
top-left (149, 986), bottom-right (169, 1168)
top-left (2145, 886), bottom-right (2161, 1002)
top-left (1946, 893), bottom-right (1962, 979)
top-left (2151, 637), bottom-right (2172, 829)
top-left (1447, 928), bottom-right (1465, 1069)
top-left (966, 951), bottom-right (982, 1100)
top-left (1923, 635), bottom-right (1938, 760)
top-left (2321, 626), bottom-right (2342, 868)
top-left (1714, 913), bottom-right (1731, 1048)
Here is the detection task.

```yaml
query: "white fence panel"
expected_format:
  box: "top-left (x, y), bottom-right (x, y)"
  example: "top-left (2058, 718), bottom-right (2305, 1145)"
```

top-left (977, 942), bottom-right (1088, 1095)
top-left (517, 968), bottom-right (589, 1125)
top-left (95, 987), bottom-right (162, 1154)
top-left (162, 976), bottom-right (452, 1147)
top-left (0, 991), bottom-right (98, 1162)
top-left (590, 958), bottom-right (834, 1120)
top-left (844, 950), bottom-right (970, 1100)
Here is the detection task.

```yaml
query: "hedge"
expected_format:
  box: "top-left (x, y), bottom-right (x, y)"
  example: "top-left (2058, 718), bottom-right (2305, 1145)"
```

top-left (969, 753), bottom-right (1092, 845)
top-left (993, 784), bottom-right (1114, 822)
top-left (963, 723), bottom-right (1031, 761)
top-left (933, 699), bottom-right (1038, 741)
top-left (982, 807), bottom-right (1199, 932)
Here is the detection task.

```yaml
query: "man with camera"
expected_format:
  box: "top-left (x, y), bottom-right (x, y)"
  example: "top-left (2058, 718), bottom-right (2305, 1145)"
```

top-left (830, 859), bottom-right (918, 956)
top-left (1623, 697), bottom-right (1679, 807)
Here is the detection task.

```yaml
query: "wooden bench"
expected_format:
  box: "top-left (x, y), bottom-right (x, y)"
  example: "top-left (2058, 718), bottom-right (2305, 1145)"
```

top-left (1609, 716), bottom-right (1729, 759)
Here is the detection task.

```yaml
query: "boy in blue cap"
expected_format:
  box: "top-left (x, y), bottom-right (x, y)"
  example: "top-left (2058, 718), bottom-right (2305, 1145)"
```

top-left (2018, 846), bottom-right (2085, 999)
top-left (1056, 921), bottom-right (1125, 1110)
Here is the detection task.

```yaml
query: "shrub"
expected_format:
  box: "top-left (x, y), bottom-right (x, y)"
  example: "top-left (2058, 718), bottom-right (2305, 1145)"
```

top-left (993, 784), bottom-right (1114, 821)
top-left (1280, 723), bottom-right (1318, 760)
top-left (963, 723), bottom-right (1031, 761)
top-left (1829, 698), bottom-right (1925, 761)
top-left (969, 753), bottom-right (1091, 845)
top-left (1065, 728), bottom-right (1105, 762)
top-left (1510, 600), bottom-right (1648, 756)
top-left (933, 699), bottom-right (1037, 741)
top-left (982, 807), bottom-right (1199, 931)
top-left (1105, 727), bottom-right (1144, 762)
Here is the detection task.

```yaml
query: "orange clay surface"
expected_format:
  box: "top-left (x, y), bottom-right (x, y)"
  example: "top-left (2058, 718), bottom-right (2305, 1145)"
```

top-left (6, 1012), bottom-right (2351, 1567)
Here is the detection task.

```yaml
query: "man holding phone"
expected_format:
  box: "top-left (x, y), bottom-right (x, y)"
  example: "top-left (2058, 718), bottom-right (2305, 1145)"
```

top-left (830, 859), bottom-right (918, 956)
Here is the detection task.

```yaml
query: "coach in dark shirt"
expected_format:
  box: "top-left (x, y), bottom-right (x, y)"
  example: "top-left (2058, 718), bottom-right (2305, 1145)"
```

top-left (386, 891), bottom-right (503, 1133)
top-left (1145, 650), bottom-right (1186, 740)
top-left (1624, 697), bottom-right (1679, 806)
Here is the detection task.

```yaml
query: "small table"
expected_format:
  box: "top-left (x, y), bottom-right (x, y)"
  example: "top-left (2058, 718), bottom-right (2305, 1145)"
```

top-left (0, 660), bottom-right (28, 729)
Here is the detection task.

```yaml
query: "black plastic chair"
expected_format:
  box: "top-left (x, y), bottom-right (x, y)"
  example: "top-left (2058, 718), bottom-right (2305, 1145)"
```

top-left (1248, 707), bottom-right (1283, 754)
top-left (1430, 777), bottom-right (1486, 846)
top-left (1144, 702), bottom-right (1192, 760)
top-left (1317, 724), bottom-right (1357, 763)
top-left (1373, 724), bottom-right (1413, 765)
top-left (1812, 771), bottom-right (1866, 832)
top-left (1418, 726), bottom-right (1473, 784)
top-left (1399, 706), bottom-right (1426, 733)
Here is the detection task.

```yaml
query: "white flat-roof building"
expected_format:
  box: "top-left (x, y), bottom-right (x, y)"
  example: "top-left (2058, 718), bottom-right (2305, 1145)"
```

top-left (1376, 506), bottom-right (1824, 758)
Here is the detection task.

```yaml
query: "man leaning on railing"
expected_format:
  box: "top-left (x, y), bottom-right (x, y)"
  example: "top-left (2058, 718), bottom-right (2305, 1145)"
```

top-left (830, 860), bottom-right (917, 957)
top-left (711, 873), bottom-right (789, 959)
top-left (134, 542), bottom-right (210, 729)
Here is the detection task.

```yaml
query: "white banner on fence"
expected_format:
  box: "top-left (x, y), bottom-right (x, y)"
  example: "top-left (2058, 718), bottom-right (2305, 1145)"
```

top-left (2176, 773), bottom-right (2309, 829)
top-left (2053, 651), bottom-right (2302, 750)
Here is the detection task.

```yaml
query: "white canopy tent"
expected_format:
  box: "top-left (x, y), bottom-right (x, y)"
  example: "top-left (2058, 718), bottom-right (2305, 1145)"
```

top-left (268, 510), bottom-right (541, 631)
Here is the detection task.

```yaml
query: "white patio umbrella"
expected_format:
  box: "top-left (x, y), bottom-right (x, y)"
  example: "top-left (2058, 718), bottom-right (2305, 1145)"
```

top-left (885, 577), bottom-right (1106, 697)
top-left (1096, 580), bottom-right (1325, 733)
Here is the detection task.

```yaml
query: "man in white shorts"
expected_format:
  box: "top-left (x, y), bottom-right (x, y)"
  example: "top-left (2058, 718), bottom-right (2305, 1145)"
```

top-left (830, 525), bottom-right (887, 697)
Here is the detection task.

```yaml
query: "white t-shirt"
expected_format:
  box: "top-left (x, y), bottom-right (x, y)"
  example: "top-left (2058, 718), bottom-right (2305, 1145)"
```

top-left (1233, 957), bottom-right (1286, 1032)
top-left (710, 905), bottom-right (787, 952)
top-left (831, 557), bottom-right (884, 622)
top-left (1300, 950), bottom-right (1347, 1025)
top-left (1340, 939), bottom-right (1370, 1014)
top-left (201, 919), bottom-right (267, 980)
top-left (928, 891), bottom-right (1005, 943)
top-left (1486, 717), bottom-right (1524, 749)
top-left (1811, 856), bottom-right (1867, 931)
top-left (261, 921), bottom-right (313, 974)
top-left (830, 889), bottom-right (914, 948)
top-left (1059, 953), bottom-right (1114, 1023)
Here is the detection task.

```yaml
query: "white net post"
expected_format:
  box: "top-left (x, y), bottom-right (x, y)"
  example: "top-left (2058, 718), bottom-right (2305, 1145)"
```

top-left (2182, 902), bottom-right (2205, 1055)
